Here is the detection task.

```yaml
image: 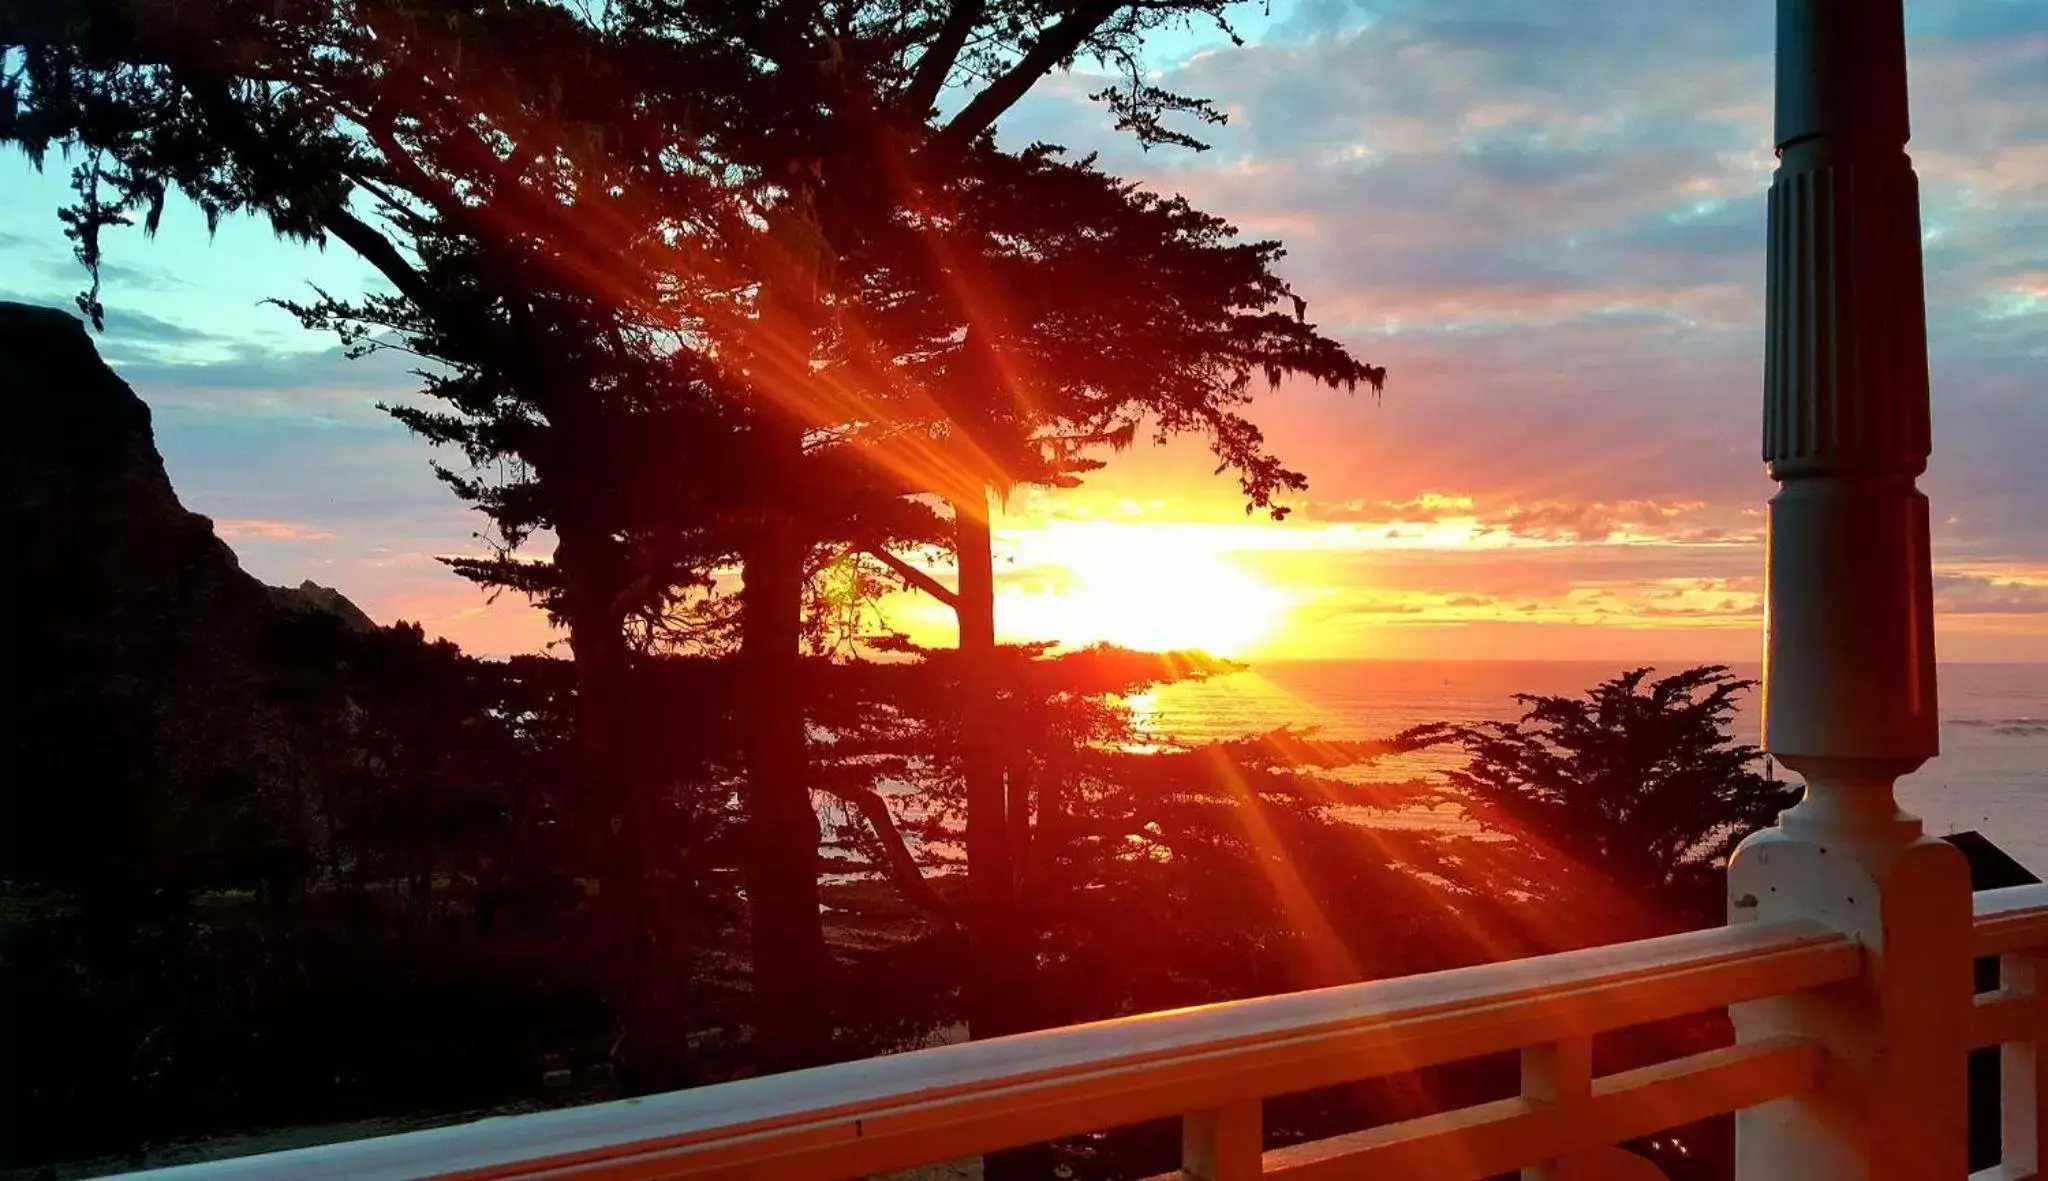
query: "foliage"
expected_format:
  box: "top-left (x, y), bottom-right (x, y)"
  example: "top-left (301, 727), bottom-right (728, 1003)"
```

top-left (1401, 666), bottom-right (1800, 930)
top-left (802, 641), bottom-right (1547, 1018)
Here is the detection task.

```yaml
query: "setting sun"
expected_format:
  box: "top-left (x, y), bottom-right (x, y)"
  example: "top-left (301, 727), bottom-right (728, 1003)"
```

top-left (997, 524), bottom-right (1294, 657)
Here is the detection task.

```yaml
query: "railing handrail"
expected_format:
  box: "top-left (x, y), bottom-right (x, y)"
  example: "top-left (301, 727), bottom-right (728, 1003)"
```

top-left (110, 919), bottom-right (1855, 1181)
top-left (1974, 883), bottom-right (2048, 957)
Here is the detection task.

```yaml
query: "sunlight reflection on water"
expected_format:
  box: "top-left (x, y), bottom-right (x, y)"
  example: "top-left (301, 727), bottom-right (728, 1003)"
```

top-left (1138, 660), bottom-right (2048, 874)
top-left (829, 662), bottom-right (2048, 883)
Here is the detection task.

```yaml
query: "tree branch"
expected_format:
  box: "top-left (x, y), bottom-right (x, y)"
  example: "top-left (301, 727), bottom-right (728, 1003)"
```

top-left (899, 0), bottom-right (983, 118)
top-left (357, 113), bottom-right (488, 244)
top-left (818, 783), bottom-right (955, 920)
top-left (863, 545), bottom-right (959, 611)
top-left (318, 203), bottom-right (439, 315)
top-left (931, 0), bottom-right (1121, 154)
top-left (177, 75), bottom-right (442, 320)
top-left (339, 166), bottom-right (419, 222)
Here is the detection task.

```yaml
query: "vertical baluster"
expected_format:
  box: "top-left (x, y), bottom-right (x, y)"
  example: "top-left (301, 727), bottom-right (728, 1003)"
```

top-left (2004, 951), bottom-right (2048, 1178)
top-left (1524, 1037), bottom-right (1594, 1181)
top-left (1182, 1100), bottom-right (1262, 1181)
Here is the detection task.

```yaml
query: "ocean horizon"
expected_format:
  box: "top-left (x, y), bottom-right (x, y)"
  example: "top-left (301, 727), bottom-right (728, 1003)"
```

top-left (1137, 659), bottom-right (2048, 874)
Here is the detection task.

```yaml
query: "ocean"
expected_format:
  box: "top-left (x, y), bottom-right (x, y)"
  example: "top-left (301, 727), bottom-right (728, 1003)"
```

top-left (1134, 661), bottom-right (2048, 875)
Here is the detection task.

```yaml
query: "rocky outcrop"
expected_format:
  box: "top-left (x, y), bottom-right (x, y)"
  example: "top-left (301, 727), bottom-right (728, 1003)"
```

top-left (269, 579), bottom-right (379, 633)
top-left (0, 302), bottom-right (372, 892)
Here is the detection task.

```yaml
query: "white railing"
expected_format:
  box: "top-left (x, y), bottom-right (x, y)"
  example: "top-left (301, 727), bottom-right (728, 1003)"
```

top-left (99, 886), bottom-right (2048, 1180)
top-left (1973, 884), bottom-right (2048, 1181)
top-left (111, 919), bottom-right (1858, 1181)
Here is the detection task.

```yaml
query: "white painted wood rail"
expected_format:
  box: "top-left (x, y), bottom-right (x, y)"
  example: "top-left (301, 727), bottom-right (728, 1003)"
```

top-left (108, 919), bottom-right (1855, 1181)
top-left (1972, 885), bottom-right (2048, 1181)
top-left (98, 888), bottom-right (2048, 1181)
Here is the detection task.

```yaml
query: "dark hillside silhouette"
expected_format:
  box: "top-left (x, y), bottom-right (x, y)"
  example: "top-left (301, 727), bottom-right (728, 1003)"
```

top-left (0, 305), bottom-right (624, 1167)
top-left (1, 301), bottom-right (365, 898)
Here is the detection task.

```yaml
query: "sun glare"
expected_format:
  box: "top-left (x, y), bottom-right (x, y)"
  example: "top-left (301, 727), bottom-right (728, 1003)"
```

top-left (1000, 525), bottom-right (1293, 657)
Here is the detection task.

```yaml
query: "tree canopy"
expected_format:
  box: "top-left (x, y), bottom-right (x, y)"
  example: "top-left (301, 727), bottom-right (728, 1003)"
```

top-left (1402, 666), bottom-right (1799, 930)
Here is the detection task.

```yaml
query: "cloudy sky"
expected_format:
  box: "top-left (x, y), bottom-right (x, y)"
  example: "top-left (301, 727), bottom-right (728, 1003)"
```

top-left (5, 0), bottom-right (2046, 662)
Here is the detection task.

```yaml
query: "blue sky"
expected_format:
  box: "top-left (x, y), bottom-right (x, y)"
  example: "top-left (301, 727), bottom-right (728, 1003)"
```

top-left (6, 0), bottom-right (2048, 660)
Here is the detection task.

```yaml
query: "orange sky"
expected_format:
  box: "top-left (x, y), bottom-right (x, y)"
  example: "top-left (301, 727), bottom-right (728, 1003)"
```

top-left (386, 433), bottom-right (2048, 665)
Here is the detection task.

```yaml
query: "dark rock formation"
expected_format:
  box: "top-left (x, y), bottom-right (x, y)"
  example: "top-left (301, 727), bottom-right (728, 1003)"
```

top-left (270, 579), bottom-right (379, 633)
top-left (0, 301), bottom-right (372, 893)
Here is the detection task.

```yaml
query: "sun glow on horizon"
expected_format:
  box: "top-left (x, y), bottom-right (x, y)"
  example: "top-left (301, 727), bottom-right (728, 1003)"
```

top-left (997, 524), bottom-right (1295, 658)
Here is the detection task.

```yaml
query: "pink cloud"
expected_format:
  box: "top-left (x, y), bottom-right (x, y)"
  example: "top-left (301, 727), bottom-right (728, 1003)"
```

top-left (215, 517), bottom-right (337, 542)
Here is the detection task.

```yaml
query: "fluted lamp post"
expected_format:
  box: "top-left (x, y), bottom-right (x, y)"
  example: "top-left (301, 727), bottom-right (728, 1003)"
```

top-left (1728, 1), bottom-right (1973, 1178)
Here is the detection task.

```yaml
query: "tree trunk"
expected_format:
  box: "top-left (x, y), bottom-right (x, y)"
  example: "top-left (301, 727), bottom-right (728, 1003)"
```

top-left (1008, 750), bottom-right (1033, 895)
top-left (956, 495), bottom-right (1017, 1034)
top-left (555, 520), bottom-right (678, 1080)
top-left (1034, 743), bottom-right (1073, 886)
top-left (739, 415), bottom-right (830, 1072)
top-left (957, 493), bottom-right (1052, 1181)
top-left (552, 514), bottom-right (637, 839)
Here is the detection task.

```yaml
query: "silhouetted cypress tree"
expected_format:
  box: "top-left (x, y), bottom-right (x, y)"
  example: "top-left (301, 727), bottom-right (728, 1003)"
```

top-left (1402, 666), bottom-right (1801, 932)
top-left (3, 0), bottom-right (1382, 1096)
